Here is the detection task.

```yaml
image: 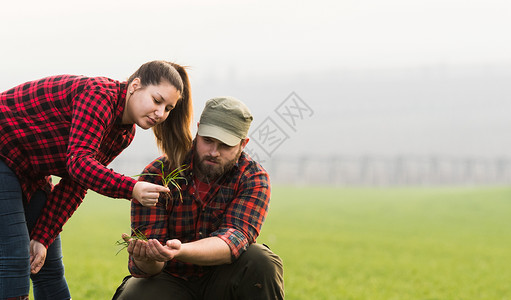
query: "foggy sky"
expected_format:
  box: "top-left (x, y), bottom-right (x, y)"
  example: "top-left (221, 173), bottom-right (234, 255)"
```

top-left (1, 0), bottom-right (510, 175)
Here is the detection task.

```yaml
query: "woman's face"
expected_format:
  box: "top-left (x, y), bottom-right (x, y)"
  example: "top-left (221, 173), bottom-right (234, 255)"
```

top-left (123, 78), bottom-right (180, 129)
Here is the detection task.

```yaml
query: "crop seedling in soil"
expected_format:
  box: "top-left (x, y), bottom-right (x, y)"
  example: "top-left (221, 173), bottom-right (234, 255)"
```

top-left (133, 161), bottom-right (188, 205)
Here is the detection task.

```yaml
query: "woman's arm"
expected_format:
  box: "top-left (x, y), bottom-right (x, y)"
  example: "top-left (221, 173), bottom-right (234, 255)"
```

top-left (30, 177), bottom-right (87, 248)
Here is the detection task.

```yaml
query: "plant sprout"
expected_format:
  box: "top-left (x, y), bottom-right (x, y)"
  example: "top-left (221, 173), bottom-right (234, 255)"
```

top-left (134, 161), bottom-right (189, 204)
top-left (115, 227), bottom-right (148, 255)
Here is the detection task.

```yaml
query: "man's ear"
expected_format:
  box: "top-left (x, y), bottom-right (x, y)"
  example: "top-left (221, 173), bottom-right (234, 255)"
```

top-left (240, 138), bottom-right (249, 150)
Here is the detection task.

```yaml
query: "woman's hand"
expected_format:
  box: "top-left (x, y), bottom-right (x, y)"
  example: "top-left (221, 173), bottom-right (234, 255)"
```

top-left (132, 181), bottom-right (169, 207)
top-left (30, 240), bottom-right (47, 274)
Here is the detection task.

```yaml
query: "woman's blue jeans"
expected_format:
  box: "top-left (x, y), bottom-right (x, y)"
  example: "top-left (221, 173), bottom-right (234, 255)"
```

top-left (0, 159), bottom-right (70, 299)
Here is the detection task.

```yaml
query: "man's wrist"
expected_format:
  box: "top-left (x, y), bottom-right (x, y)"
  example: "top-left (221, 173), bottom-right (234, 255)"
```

top-left (130, 255), bottom-right (164, 277)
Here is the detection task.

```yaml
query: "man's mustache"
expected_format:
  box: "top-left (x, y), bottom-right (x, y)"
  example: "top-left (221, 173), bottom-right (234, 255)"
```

top-left (203, 156), bottom-right (219, 163)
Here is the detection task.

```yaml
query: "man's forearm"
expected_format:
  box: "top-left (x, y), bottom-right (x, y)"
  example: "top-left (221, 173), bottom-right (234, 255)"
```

top-left (130, 237), bottom-right (231, 276)
top-left (176, 237), bottom-right (231, 266)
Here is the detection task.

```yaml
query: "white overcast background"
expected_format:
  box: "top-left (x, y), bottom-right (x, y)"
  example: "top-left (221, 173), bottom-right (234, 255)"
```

top-left (1, 1), bottom-right (510, 80)
top-left (1, 0), bottom-right (510, 171)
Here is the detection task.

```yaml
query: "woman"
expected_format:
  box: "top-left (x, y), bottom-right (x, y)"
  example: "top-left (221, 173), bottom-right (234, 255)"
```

top-left (0, 60), bottom-right (193, 299)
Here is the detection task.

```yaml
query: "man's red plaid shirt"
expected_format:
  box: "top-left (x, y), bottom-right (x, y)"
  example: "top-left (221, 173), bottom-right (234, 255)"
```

top-left (129, 151), bottom-right (271, 280)
top-left (0, 75), bottom-right (137, 247)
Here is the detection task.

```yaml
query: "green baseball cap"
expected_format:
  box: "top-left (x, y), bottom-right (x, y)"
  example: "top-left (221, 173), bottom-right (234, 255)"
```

top-left (198, 96), bottom-right (253, 146)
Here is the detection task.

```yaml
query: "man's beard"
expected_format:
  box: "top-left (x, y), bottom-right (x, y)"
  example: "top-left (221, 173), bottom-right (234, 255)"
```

top-left (193, 147), bottom-right (241, 183)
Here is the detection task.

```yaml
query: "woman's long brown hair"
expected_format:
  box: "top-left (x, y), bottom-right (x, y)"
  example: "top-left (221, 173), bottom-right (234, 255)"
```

top-left (129, 60), bottom-right (193, 170)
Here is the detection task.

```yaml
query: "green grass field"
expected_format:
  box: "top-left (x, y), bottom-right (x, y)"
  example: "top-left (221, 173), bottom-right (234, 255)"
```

top-left (35, 186), bottom-right (511, 299)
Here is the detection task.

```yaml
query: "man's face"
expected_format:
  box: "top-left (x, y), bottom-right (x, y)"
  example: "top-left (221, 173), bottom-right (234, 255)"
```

top-left (193, 135), bottom-right (247, 182)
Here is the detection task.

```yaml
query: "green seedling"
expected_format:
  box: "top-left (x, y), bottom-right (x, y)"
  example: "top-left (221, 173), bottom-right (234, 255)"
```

top-left (133, 161), bottom-right (189, 204)
top-left (115, 227), bottom-right (148, 255)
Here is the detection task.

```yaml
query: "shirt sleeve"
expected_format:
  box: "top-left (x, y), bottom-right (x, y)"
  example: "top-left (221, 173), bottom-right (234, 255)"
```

top-left (95, 122), bottom-right (136, 168)
top-left (66, 85), bottom-right (136, 199)
top-left (30, 125), bottom-right (135, 248)
top-left (210, 166), bottom-right (271, 260)
top-left (30, 85), bottom-right (136, 248)
top-left (30, 177), bottom-right (87, 247)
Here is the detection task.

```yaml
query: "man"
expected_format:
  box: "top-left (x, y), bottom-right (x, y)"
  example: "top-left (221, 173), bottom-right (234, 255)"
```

top-left (113, 96), bottom-right (284, 299)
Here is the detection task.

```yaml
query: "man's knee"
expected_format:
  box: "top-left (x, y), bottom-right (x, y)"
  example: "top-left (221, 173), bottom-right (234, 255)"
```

top-left (112, 273), bottom-right (191, 300)
top-left (241, 243), bottom-right (284, 279)
top-left (229, 243), bottom-right (284, 299)
top-left (113, 276), bottom-right (160, 300)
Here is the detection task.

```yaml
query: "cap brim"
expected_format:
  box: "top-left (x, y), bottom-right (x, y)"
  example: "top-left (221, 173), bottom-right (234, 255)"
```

top-left (198, 124), bottom-right (241, 146)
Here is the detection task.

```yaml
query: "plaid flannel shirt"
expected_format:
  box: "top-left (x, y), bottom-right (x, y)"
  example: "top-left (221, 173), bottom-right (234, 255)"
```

top-left (0, 75), bottom-right (137, 247)
top-left (129, 151), bottom-right (271, 280)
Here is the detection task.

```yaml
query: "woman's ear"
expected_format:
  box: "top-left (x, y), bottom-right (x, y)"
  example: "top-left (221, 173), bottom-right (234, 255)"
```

top-left (129, 78), bottom-right (141, 93)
